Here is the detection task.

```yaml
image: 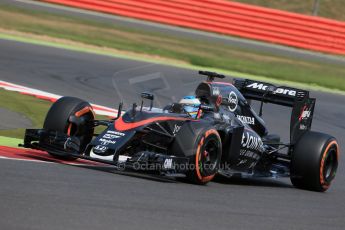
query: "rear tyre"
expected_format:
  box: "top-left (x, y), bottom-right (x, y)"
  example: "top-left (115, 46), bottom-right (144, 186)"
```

top-left (290, 131), bottom-right (339, 192)
top-left (43, 96), bottom-right (95, 160)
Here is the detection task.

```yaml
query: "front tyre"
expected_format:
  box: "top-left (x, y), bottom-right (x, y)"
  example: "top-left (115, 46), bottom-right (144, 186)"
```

top-left (43, 96), bottom-right (95, 160)
top-left (290, 131), bottom-right (339, 192)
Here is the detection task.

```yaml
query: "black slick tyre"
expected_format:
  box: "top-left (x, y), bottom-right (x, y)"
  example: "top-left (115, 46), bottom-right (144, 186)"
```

top-left (43, 96), bottom-right (95, 160)
top-left (186, 128), bottom-right (222, 185)
top-left (290, 131), bottom-right (339, 192)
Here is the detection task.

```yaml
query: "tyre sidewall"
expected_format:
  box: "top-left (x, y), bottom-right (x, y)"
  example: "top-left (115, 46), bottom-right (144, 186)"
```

top-left (290, 131), bottom-right (339, 192)
top-left (174, 124), bottom-right (222, 185)
top-left (43, 97), bottom-right (94, 158)
top-left (44, 97), bottom-right (91, 133)
top-left (191, 129), bottom-right (222, 184)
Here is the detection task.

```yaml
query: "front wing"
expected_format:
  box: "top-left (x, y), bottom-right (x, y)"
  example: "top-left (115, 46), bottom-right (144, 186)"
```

top-left (22, 129), bottom-right (190, 177)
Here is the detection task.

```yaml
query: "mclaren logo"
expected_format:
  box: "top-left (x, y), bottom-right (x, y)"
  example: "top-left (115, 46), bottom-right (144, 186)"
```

top-left (246, 82), bottom-right (297, 97)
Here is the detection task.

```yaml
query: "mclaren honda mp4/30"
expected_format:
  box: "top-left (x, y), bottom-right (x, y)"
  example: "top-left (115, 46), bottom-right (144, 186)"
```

top-left (22, 71), bottom-right (340, 192)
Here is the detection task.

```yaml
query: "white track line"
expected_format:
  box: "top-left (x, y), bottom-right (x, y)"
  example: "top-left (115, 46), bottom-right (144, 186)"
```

top-left (0, 80), bottom-right (118, 117)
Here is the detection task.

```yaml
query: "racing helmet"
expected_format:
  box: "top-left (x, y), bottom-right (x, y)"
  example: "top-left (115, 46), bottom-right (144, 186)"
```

top-left (179, 96), bottom-right (201, 118)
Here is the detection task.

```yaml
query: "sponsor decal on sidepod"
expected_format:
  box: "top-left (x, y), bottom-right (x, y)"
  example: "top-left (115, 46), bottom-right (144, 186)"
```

top-left (237, 115), bottom-right (255, 125)
top-left (241, 132), bottom-right (264, 152)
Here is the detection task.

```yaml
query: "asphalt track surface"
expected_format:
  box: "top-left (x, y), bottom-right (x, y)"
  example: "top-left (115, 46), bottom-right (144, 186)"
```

top-left (1, 40), bottom-right (345, 230)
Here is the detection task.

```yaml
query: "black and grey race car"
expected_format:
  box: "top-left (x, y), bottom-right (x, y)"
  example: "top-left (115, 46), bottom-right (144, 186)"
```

top-left (22, 71), bottom-right (340, 192)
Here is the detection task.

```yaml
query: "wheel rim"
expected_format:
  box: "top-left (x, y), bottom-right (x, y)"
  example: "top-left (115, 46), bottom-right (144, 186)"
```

top-left (323, 145), bottom-right (338, 183)
top-left (66, 109), bottom-right (94, 152)
top-left (198, 138), bottom-right (220, 176)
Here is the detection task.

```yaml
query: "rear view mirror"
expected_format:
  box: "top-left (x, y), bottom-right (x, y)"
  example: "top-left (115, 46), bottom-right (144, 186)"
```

top-left (141, 92), bottom-right (154, 100)
top-left (140, 92), bottom-right (154, 111)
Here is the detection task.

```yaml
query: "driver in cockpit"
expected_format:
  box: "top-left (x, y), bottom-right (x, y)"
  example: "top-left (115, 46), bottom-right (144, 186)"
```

top-left (179, 96), bottom-right (201, 118)
top-left (163, 95), bottom-right (201, 118)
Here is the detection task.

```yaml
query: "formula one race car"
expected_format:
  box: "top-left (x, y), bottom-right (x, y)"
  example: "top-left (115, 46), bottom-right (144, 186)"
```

top-left (22, 71), bottom-right (339, 192)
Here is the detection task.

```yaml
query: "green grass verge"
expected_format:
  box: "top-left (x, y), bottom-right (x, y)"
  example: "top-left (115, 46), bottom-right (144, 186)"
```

top-left (0, 136), bottom-right (22, 148)
top-left (0, 3), bottom-right (344, 92)
top-left (233, 0), bottom-right (345, 21)
top-left (0, 89), bottom-right (52, 139)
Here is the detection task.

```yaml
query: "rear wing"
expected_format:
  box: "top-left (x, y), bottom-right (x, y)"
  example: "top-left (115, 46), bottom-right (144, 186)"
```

top-left (233, 79), bottom-right (316, 144)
